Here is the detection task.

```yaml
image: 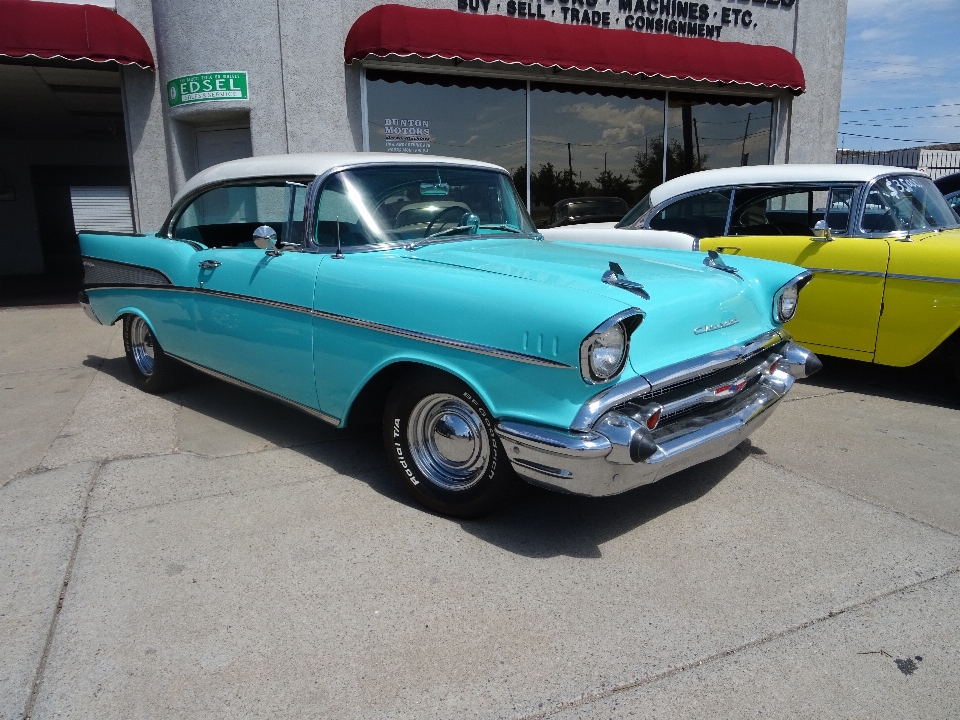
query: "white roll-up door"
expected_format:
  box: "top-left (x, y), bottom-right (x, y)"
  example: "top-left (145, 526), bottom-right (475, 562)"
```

top-left (70, 186), bottom-right (135, 232)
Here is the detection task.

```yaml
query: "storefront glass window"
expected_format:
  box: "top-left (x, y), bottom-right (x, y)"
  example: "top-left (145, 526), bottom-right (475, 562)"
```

top-left (529, 83), bottom-right (664, 226)
top-left (364, 71), bottom-right (776, 227)
top-left (665, 95), bottom-right (773, 180)
top-left (365, 70), bottom-right (526, 176)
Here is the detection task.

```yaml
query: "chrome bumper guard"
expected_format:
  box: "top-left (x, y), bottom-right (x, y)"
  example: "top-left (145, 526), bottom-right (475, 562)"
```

top-left (496, 336), bottom-right (817, 497)
top-left (78, 290), bottom-right (103, 325)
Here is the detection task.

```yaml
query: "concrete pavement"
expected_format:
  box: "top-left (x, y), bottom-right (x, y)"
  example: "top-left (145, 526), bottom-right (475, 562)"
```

top-left (2, 305), bottom-right (958, 719)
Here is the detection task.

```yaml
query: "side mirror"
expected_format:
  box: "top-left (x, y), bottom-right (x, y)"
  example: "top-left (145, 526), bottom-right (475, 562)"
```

top-left (252, 225), bottom-right (280, 255)
top-left (461, 213), bottom-right (480, 234)
top-left (813, 220), bottom-right (833, 242)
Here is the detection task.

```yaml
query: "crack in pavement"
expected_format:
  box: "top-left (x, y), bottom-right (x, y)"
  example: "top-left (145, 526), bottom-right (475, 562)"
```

top-left (749, 451), bottom-right (960, 540)
top-left (509, 566), bottom-right (960, 720)
top-left (22, 460), bottom-right (104, 720)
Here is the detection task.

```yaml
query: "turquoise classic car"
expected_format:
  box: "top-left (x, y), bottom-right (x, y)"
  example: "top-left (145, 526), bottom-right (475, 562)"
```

top-left (78, 153), bottom-right (819, 517)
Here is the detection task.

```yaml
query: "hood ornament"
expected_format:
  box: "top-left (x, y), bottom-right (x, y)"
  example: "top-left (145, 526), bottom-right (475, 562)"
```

top-left (602, 262), bottom-right (650, 300)
top-left (703, 250), bottom-right (742, 279)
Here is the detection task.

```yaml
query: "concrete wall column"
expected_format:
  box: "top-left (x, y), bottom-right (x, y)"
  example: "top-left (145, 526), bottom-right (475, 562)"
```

top-left (117, 0), bottom-right (172, 231)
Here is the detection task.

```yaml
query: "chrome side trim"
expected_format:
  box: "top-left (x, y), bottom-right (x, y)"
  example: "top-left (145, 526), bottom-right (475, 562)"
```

top-left (310, 307), bottom-right (574, 369)
top-left (807, 268), bottom-right (960, 284)
top-left (806, 267), bottom-right (885, 278)
top-left (86, 284), bottom-right (572, 369)
top-left (167, 353), bottom-right (341, 427)
top-left (570, 329), bottom-right (785, 431)
top-left (886, 273), bottom-right (960, 285)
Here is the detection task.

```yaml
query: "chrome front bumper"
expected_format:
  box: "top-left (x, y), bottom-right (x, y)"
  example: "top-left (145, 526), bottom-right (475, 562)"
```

top-left (496, 339), bottom-right (817, 497)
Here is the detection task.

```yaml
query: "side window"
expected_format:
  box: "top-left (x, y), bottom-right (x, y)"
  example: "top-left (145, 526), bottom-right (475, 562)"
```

top-left (729, 186), bottom-right (845, 237)
top-left (173, 183), bottom-right (304, 248)
top-left (826, 187), bottom-right (855, 234)
top-left (947, 192), bottom-right (960, 218)
top-left (314, 174), bottom-right (373, 247)
top-left (648, 190), bottom-right (732, 238)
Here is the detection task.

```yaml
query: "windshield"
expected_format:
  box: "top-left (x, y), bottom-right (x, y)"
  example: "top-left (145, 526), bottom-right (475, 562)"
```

top-left (861, 175), bottom-right (960, 234)
top-left (615, 194), bottom-right (652, 228)
top-left (313, 166), bottom-right (536, 248)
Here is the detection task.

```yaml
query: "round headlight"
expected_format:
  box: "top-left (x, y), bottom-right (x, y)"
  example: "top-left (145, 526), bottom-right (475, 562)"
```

top-left (777, 284), bottom-right (800, 322)
top-left (587, 323), bottom-right (626, 381)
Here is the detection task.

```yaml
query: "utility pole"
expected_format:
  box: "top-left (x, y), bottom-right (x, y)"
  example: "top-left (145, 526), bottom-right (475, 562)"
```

top-left (604, 152), bottom-right (607, 175)
top-left (693, 118), bottom-right (701, 169)
top-left (741, 112), bottom-right (752, 166)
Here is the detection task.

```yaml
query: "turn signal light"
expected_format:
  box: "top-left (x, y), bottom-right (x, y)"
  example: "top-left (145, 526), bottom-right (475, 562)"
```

top-left (645, 407), bottom-right (661, 430)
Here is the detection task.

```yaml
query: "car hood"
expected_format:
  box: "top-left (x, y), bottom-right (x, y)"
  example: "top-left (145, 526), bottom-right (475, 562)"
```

top-left (404, 237), bottom-right (804, 373)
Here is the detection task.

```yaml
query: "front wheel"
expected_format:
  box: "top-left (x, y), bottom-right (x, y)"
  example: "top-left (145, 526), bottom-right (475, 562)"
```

top-left (122, 314), bottom-right (187, 393)
top-left (383, 369), bottom-right (518, 518)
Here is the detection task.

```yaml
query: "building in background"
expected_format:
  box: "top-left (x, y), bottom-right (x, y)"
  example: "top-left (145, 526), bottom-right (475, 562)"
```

top-left (837, 145), bottom-right (960, 181)
top-left (0, 0), bottom-right (848, 294)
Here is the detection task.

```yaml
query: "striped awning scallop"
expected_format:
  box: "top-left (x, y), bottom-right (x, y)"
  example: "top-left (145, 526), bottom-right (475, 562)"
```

top-left (345, 5), bottom-right (805, 93)
top-left (0, 0), bottom-right (155, 70)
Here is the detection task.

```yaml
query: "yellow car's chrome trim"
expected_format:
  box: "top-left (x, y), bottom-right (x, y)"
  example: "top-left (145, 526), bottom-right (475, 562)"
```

top-left (886, 273), bottom-right (960, 285)
top-left (806, 267), bottom-right (885, 278)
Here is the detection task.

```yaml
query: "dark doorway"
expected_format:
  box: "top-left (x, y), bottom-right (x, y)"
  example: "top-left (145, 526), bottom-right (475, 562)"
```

top-left (27, 165), bottom-right (130, 298)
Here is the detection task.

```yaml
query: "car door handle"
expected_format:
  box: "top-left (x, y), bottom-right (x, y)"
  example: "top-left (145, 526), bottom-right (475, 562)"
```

top-left (715, 246), bottom-right (741, 254)
top-left (198, 260), bottom-right (221, 269)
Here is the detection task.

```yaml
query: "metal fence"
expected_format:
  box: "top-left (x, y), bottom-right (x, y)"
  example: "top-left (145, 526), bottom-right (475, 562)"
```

top-left (836, 149), bottom-right (960, 180)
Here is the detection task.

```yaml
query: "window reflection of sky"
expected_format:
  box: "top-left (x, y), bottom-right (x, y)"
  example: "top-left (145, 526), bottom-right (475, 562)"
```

top-left (366, 71), bottom-right (772, 211)
top-left (532, 90), bottom-right (664, 182)
top-left (667, 103), bottom-right (772, 171)
top-left (367, 78), bottom-right (526, 173)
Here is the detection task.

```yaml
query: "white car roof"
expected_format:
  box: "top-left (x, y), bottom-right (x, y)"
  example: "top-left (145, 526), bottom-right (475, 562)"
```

top-left (649, 164), bottom-right (927, 206)
top-left (173, 152), bottom-right (507, 206)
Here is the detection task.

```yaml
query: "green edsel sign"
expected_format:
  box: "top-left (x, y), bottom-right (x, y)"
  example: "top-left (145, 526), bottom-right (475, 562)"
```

top-left (167, 72), bottom-right (247, 107)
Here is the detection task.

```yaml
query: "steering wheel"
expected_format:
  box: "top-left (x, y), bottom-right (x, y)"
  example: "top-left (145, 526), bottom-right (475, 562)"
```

top-left (423, 205), bottom-right (467, 236)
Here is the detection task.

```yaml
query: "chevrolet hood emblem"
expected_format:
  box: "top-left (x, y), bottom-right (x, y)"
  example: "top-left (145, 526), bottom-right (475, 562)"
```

top-left (694, 317), bottom-right (740, 335)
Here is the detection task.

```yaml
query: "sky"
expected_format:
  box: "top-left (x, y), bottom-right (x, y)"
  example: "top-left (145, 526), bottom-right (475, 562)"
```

top-left (840, 0), bottom-right (960, 151)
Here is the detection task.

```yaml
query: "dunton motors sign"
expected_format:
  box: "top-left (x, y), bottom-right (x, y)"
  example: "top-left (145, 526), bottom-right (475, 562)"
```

top-left (456, 0), bottom-right (795, 40)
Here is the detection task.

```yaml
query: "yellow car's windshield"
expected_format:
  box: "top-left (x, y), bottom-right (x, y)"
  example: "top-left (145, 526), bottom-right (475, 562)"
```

top-left (862, 175), bottom-right (960, 234)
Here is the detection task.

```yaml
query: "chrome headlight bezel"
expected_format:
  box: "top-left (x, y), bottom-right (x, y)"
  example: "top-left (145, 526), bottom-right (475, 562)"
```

top-left (773, 271), bottom-right (813, 324)
top-left (579, 309), bottom-right (645, 384)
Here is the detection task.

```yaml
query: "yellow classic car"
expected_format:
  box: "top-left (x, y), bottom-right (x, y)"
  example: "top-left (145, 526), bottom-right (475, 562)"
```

top-left (600, 165), bottom-right (960, 371)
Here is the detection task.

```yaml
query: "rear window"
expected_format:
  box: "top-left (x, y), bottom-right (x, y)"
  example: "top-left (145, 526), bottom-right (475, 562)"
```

top-left (647, 190), bottom-right (732, 238)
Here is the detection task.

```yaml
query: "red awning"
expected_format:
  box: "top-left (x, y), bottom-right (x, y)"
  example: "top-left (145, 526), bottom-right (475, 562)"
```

top-left (345, 5), bottom-right (804, 93)
top-left (0, 0), bottom-right (154, 70)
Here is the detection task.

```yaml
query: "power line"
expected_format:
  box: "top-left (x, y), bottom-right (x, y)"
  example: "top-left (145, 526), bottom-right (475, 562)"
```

top-left (841, 122), bottom-right (960, 129)
top-left (838, 131), bottom-right (948, 144)
top-left (844, 112), bottom-right (960, 122)
top-left (841, 102), bottom-right (960, 113)
top-left (844, 60), bottom-right (956, 72)
top-left (842, 65), bottom-right (948, 78)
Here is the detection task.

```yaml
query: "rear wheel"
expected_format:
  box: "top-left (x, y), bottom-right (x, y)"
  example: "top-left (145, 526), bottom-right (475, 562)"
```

top-left (122, 315), bottom-right (187, 393)
top-left (383, 369), bottom-right (517, 518)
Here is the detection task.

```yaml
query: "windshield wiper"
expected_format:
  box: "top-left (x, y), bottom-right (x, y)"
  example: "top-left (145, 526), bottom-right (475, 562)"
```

top-left (478, 224), bottom-right (523, 234)
top-left (410, 224), bottom-right (525, 249)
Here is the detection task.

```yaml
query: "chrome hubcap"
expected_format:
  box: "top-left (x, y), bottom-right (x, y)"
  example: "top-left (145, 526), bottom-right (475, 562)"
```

top-left (129, 316), bottom-right (156, 377)
top-left (408, 393), bottom-right (490, 491)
